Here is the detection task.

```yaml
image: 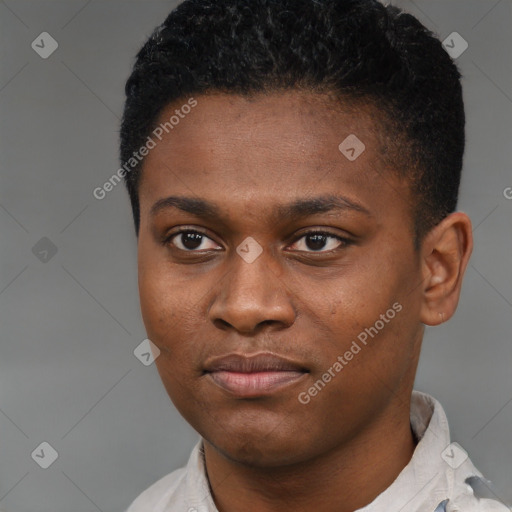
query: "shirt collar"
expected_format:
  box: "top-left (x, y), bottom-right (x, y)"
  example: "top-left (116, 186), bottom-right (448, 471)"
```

top-left (182, 390), bottom-right (453, 512)
top-left (356, 390), bottom-right (452, 511)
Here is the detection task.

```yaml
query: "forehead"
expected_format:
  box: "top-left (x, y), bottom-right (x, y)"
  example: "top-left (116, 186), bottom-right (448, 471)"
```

top-left (144, 90), bottom-right (378, 162)
top-left (137, 90), bottom-right (408, 221)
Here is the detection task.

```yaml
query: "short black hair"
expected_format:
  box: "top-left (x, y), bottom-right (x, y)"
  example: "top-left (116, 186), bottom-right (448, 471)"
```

top-left (120, 0), bottom-right (465, 243)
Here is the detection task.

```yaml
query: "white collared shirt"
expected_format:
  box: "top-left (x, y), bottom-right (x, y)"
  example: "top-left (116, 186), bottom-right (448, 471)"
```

top-left (126, 391), bottom-right (509, 511)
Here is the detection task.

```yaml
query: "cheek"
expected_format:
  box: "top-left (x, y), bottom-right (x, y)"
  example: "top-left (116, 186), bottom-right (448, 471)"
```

top-left (138, 272), bottom-right (169, 336)
top-left (138, 272), bottom-right (181, 365)
top-left (302, 259), bottom-right (399, 325)
top-left (139, 282), bottom-right (196, 352)
top-left (137, 264), bottom-right (208, 382)
top-left (138, 245), bottom-right (191, 333)
top-left (306, 254), bottom-right (419, 365)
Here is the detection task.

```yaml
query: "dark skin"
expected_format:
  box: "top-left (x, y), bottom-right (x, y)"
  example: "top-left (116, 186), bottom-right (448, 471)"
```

top-left (136, 90), bottom-right (473, 512)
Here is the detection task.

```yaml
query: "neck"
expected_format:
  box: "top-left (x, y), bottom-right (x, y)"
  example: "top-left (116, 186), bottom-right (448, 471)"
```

top-left (203, 396), bottom-right (417, 512)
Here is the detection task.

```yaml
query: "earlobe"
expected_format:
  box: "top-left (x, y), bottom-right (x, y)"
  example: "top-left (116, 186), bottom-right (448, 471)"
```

top-left (419, 212), bottom-right (473, 326)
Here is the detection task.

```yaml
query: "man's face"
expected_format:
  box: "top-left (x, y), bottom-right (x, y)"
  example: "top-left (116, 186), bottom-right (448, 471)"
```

top-left (137, 91), bottom-right (425, 467)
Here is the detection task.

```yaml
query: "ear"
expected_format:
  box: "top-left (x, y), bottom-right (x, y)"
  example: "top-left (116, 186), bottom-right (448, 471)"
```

top-left (419, 212), bottom-right (473, 326)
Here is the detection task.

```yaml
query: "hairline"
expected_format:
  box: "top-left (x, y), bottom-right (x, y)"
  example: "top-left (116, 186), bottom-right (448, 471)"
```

top-left (130, 87), bottom-right (426, 250)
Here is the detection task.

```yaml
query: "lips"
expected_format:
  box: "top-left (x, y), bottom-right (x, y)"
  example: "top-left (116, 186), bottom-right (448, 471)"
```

top-left (203, 353), bottom-right (308, 397)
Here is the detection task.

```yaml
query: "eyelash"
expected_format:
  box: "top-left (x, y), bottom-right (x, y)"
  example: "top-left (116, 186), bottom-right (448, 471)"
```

top-left (163, 229), bottom-right (352, 254)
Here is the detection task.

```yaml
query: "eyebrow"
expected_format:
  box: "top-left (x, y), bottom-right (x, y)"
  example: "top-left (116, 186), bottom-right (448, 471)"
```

top-left (149, 194), bottom-right (372, 221)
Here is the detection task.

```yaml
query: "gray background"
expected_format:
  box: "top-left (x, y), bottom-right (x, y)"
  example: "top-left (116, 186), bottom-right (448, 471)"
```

top-left (0, 0), bottom-right (510, 511)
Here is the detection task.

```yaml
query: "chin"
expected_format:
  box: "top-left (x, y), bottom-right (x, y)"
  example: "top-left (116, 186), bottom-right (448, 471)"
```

top-left (201, 416), bottom-right (318, 468)
top-left (213, 437), bottom-right (309, 468)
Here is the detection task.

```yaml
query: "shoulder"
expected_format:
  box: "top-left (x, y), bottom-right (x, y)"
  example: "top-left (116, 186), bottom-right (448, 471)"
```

top-left (124, 440), bottom-right (208, 512)
top-left (125, 466), bottom-right (187, 512)
top-left (446, 475), bottom-right (510, 512)
top-left (411, 391), bottom-right (510, 512)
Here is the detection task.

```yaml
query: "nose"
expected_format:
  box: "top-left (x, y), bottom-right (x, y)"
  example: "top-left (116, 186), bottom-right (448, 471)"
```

top-left (208, 248), bottom-right (296, 334)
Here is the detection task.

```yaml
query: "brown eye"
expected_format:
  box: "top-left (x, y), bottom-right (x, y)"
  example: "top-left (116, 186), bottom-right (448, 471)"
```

top-left (166, 230), bottom-right (221, 252)
top-left (289, 231), bottom-right (349, 253)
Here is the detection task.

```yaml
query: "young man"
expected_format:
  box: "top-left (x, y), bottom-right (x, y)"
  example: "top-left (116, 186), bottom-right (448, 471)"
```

top-left (120, 0), bottom-right (509, 510)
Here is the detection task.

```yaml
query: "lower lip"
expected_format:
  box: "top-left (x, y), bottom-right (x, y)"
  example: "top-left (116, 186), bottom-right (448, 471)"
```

top-left (208, 370), bottom-right (307, 397)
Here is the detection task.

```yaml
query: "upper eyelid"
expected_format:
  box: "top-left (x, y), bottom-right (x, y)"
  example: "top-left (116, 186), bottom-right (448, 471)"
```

top-left (286, 232), bottom-right (348, 252)
top-left (166, 228), bottom-right (220, 246)
top-left (167, 229), bottom-right (348, 250)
